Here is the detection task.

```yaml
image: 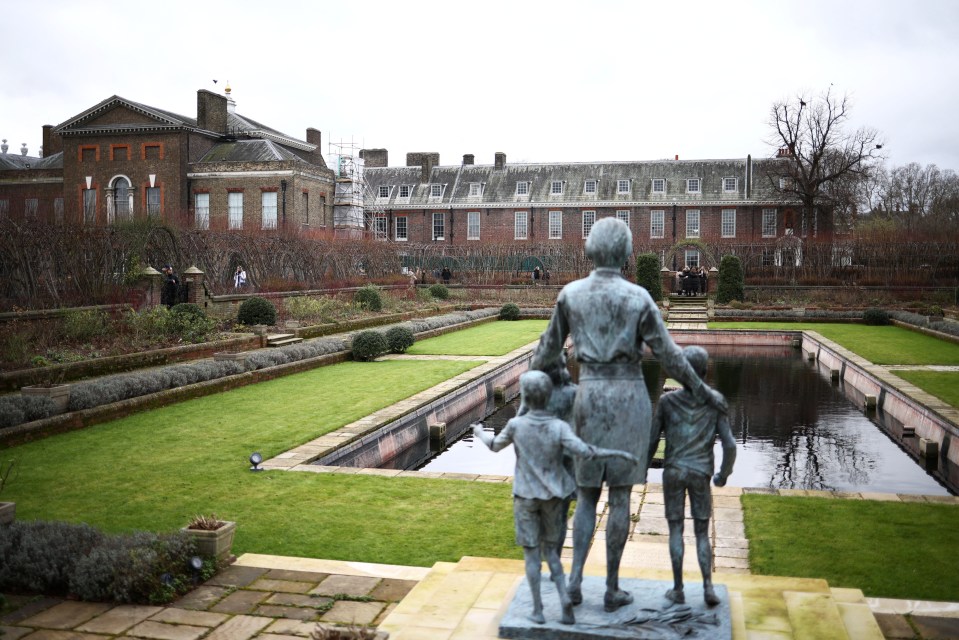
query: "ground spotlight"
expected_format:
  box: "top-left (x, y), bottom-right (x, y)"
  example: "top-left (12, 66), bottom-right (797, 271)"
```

top-left (249, 452), bottom-right (263, 471)
top-left (190, 556), bottom-right (204, 572)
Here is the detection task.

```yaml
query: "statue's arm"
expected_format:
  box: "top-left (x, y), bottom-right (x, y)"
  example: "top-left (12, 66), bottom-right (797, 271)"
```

top-left (640, 307), bottom-right (727, 413)
top-left (560, 423), bottom-right (636, 462)
top-left (472, 421), bottom-right (514, 453)
top-left (531, 299), bottom-right (569, 371)
top-left (648, 404), bottom-right (665, 468)
top-left (713, 412), bottom-right (737, 486)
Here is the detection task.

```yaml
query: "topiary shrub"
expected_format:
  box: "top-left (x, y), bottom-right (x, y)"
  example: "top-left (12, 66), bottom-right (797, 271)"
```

top-left (500, 303), bottom-right (521, 321)
top-left (716, 255), bottom-right (745, 304)
top-left (634, 253), bottom-right (663, 302)
top-left (351, 330), bottom-right (388, 361)
top-left (863, 308), bottom-right (891, 325)
top-left (428, 284), bottom-right (449, 300)
top-left (168, 303), bottom-right (218, 343)
top-left (385, 326), bottom-right (415, 353)
top-left (354, 285), bottom-right (383, 312)
top-left (237, 296), bottom-right (277, 326)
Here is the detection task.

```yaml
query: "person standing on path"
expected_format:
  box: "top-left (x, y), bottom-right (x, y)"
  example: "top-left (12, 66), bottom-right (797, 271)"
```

top-left (160, 265), bottom-right (180, 308)
top-left (532, 217), bottom-right (726, 612)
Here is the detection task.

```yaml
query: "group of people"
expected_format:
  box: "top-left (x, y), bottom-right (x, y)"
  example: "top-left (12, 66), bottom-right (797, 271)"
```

top-left (474, 218), bottom-right (736, 626)
top-left (678, 265), bottom-right (708, 296)
top-left (531, 266), bottom-right (551, 283)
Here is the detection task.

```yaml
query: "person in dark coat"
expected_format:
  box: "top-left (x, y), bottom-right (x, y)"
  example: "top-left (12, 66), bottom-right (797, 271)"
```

top-left (441, 266), bottom-right (451, 284)
top-left (160, 265), bottom-right (179, 308)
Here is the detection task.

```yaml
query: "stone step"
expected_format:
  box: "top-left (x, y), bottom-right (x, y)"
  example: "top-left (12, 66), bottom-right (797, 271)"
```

top-left (266, 334), bottom-right (303, 347)
top-left (784, 590), bottom-right (850, 640)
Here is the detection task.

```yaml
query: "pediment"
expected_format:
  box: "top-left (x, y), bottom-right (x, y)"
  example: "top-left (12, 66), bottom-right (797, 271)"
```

top-left (56, 96), bottom-right (190, 134)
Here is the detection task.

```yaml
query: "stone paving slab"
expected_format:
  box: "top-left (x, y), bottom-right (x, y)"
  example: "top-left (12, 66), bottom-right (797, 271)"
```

top-left (125, 619), bottom-right (209, 640)
top-left (18, 602), bottom-right (112, 630)
top-left (310, 574), bottom-right (381, 597)
top-left (208, 589), bottom-right (271, 614)
top-left (75, 605), bottom-right (162, 634)
top-left (320, 600), bottom-right (386, 625)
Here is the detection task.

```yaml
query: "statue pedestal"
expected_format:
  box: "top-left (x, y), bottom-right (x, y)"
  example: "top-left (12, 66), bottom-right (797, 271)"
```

top-left (499, 575), bottom-right (731, 639)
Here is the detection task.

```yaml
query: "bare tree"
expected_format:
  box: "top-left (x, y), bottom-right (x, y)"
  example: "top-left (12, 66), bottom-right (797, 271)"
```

top-left (765, 88), bottom-right (884, 234)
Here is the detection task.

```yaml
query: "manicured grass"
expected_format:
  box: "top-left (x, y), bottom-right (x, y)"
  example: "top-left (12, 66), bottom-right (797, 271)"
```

top-left (406, 319), bottom-right (548, 356)
top-left (893, 370), bottom-right (959, 409)
top-left (1, 358), bottom-right (521, 566)
top-left (743, 494), bottom-right (959, 601)
top-left (709, 322), bottom-right (959, 365)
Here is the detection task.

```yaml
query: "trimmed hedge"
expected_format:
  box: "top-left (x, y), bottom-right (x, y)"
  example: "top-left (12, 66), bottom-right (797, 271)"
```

top-left (500, 303), bottom-right (521, 321)
top-left (352, 331), bottom-right (388, 361)
top-left (635, 253), bottom-right (662, 302)
top-left (716, 255), bottom-right (745, 303)
top-left (428, 284), bottom-right (450, 300)
top-left (237, 297), bottom-right (277, 326)
top-left (354, 285), bottom-right (383, 312)
top-left (385, 326), bottom-right (415, 353)
top-left (0, 520), bottom-right (216, 604)
top-left (863, 308), bottom-right (891, 325)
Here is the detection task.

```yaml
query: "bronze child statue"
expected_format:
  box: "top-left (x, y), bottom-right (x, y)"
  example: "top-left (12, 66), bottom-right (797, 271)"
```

top-left (472, 370), bottom-right (636, 626)
top-left (648, 345), bottom-right (737, 606)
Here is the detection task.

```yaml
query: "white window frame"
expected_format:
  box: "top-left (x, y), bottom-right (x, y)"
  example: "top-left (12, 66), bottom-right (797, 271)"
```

top-left (377, 185), bottom-right (390, 199)
top-left (54, 197), bottom-right (64, 224)
top-left (430, 184), bottom-right (444, 198)
top-left (762, 208), bottom-right (777, 238)
top-left (685, 249), bottom-right (700, 269)
top-left (652, 178), bottom-right (666, 194)
top-left (83, 189), bottom-right (96, 225)
top-left (548, 210), bottom-right (562, 239)
top-left (432, 212), bottom-right (445, 240)
top-left (721, 209), bottom-right (736, 238)
top-left (514, 211), bottom-right (528, 240)
top-left (582, 210), bottom-right (596, 239)
top-left (372, 214), bottom-right (387, 239)
top-left (228, 192), bottom-right (243, 230)
top-left (398, 185), bottom-right (412, 199)
top-left (515, 181), bottom-right (529, 196)
top-left (551, 180), bottom-right (564, 195)
top-left (723, 177), bottom-right (737, 192)
top-left (24, 198), bottom-right (38, 218)
top-left (146, 187), bottom-right (160, 217)
top-left (686, 178), bottom-right (701, 194)
top-left (584, 179), bottom-right (597, 195)
top-left (195, 193), bottom-right (209, 229)
top-left (395, 215), bottom-right (408, 241)
top-left (0, 199), bottom-right (8, 218)
top-left (617, 179), bottom-right (630, 194)
top-left (467, 211), bottom-right (480, 240)
top-left (685, 209), bottom-right (700, 238)
top-left (468, 182), bottom-right (483, 197)
top-left (650, 210), bottom-right (665, 238)
top-left (261, 191), bottom-right (278, 230)
top-left (616, 209), bottom-right (630, 225)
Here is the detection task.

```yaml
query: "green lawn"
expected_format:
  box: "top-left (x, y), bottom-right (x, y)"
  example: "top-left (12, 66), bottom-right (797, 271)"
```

top-left (743, 494), bottom-right (959, 601)
top-left (1, 358), bottom-right (521, 567)
top-left (406, 319), bottom-right (548, 356)
top-left (709, 322), bottom-right (959, 365)
top-left (893, 370), bottom-right (959, 410)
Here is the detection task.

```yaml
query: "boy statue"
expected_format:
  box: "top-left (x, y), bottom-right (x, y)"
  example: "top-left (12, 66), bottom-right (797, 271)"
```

top-left (648, 346), bottom-right (737, 606)
top-left (473, 370), bottom-right (636, 626)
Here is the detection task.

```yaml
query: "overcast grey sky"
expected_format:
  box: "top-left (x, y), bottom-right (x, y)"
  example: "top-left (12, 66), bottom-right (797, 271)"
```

top-left (3, 0), bottom-right (957, 171)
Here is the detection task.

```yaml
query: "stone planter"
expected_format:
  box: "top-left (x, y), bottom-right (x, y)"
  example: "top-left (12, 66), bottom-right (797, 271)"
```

top-left (284, 320), bottom-right (301, 329)
top-left (251, 324), bottom-right (269, 336)
top-left (21, 383), bottom-right (72, 413)
top-left (182, 520), bottom-right (236, 562)
top-left (0, 501), bottom-right (15, 525)
top-left (213, 351), bottom-right (250, 364)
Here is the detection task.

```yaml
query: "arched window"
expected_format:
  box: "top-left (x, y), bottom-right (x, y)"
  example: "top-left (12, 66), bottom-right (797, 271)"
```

top-left (113, 176), bottom-right (131, 220)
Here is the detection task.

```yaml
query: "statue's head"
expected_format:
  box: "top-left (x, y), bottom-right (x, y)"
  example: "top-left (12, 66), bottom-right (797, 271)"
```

top-left (519, 370), bottom-right (553, 410)
top-left (585, 217), bottom-right (632, 268)
top-left (683, 346), bottom-right (708, 379)
top-left (540, 351), bottom-right (572, 387)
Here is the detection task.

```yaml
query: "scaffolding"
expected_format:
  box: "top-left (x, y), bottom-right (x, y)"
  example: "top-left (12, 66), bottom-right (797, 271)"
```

top-left (327, 137), bottom-right (380, 239)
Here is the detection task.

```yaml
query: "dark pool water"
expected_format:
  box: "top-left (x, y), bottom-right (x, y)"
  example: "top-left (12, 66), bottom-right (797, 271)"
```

top-left (413, 347), bottom-right (952, 495)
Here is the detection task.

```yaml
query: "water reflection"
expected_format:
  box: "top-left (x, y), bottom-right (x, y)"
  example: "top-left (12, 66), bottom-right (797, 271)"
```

top-left (417, 348), bottom-right (951, 495)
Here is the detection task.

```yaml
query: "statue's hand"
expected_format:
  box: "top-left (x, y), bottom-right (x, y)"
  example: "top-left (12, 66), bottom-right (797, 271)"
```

top-left (713, 473), bottom-right (726, 487)
top-left (471, 423), bottom-right (484, 438)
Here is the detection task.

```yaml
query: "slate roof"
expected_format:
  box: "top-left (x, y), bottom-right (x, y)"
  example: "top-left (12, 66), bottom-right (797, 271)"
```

top-left (364, 158), bottom-right (786, 209)
top-left (198, 139), bottom-right (303, 163)
top-left (0, 151), bottom-right (63, 170)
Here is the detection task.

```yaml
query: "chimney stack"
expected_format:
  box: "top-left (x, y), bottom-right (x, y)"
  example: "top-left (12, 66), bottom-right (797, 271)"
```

top-left (462, 154), bottom-right (474, 165)
top-left (360, 148), bottom-right (389, 168)
top-left (305, 128), bottom-right (328, 167)
top-left (494, 152), bottom-right (506, 170)
top-left (675, 154), bottom-right (679, 161)
top-left (407, 152), bottom-right (439, 183)
top-left (196, 89), bottom-right (228, 135)
top-left (42, 125), bottom-right (62, 157)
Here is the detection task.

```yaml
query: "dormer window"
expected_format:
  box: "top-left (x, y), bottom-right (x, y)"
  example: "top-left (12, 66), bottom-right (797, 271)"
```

top-left (617, 179), bottom-right (630, 194)
top-left (469, 182), bottom-right (483, 197)
top-left (584, 179), bottom-right (597, 195)
top-left (399, 185), bottom-right (412, 199)
top-left (652, 178), bottom-right (666, 194)
top-left (377, 185), bottom-right (391, 199)
top-left (430, 184), bottom-right (444, 198)
top-left (516, 181), bottom-right (529, 196)
top-left (551, 180), bottom-right (564, 195)
top-left (686, 178), bottom-right (701, 194)
top-left (723, 177), bottom-right (737, 192)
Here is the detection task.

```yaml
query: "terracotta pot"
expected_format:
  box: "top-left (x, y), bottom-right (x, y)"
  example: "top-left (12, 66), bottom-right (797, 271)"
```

top-left (182, 520), bottom-right (236, 562)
